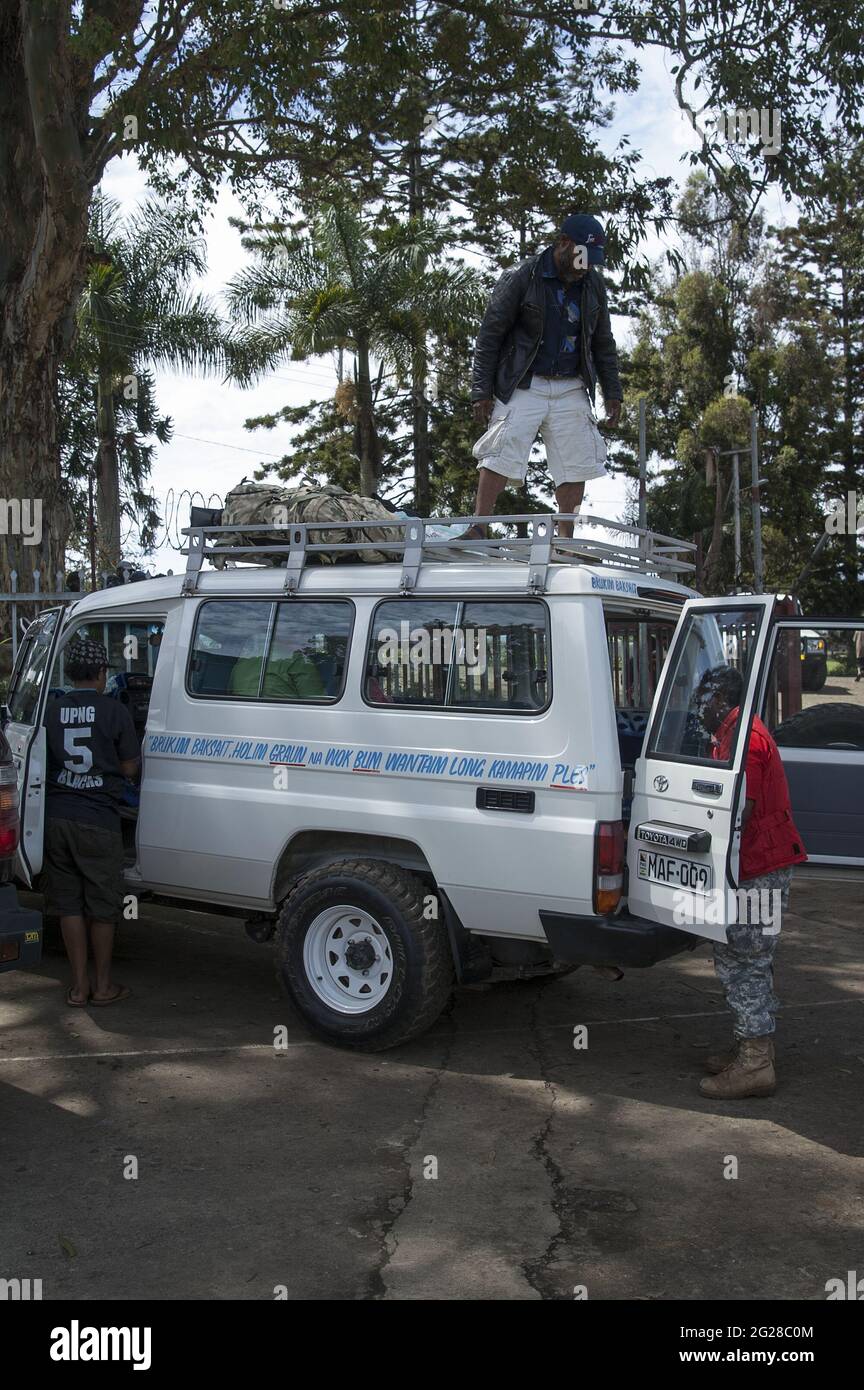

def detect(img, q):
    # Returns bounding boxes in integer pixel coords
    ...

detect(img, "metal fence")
[0,569,140,664]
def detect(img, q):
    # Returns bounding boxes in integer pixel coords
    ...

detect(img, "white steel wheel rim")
[303,905,394,1014]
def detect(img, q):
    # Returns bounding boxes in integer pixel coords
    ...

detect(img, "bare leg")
[89,919,120,1000]
[555,481,585,539]
[60,915,90,1003]
[468,467,509,537]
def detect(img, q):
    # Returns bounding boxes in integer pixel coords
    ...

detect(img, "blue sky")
[102,45,791,572]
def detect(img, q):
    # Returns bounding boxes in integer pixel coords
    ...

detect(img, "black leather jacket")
[471,251,622,405]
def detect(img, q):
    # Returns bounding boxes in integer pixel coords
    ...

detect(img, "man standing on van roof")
[695,665,807,1100]
[43,639,140,1007]
[466,213,622,540]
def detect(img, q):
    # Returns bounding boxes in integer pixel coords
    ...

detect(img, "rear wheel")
[275,859,454,1050]
[801,661,827,692]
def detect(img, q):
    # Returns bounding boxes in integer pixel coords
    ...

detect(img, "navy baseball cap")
[560,213,606,264]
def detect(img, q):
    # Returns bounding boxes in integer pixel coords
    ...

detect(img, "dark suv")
[0,728,42,972]
[800,629,828,692]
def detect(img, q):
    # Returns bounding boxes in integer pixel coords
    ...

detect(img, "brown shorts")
[43,818,125,921]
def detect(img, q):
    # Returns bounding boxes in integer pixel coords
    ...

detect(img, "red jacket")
[713,709,807,880]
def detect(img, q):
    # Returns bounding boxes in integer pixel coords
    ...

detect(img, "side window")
[188,600,352,702]
[50,619,166,691]
[764,625,864,750]
[262,601,352,702]
[366,600,459,706]
[189,602,274,698]
[365,599,550,712]
[648,606,764,765]
[452,601,549,711]
[6,610,59,725]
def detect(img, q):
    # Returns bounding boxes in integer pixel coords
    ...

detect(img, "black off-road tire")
[275,859,454,1051]
[773,701,864,750]
[802,663,827,693]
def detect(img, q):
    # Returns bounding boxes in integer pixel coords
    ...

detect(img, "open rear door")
[626,596,776,942]
[759,616,864,865]
[3,608,64,886]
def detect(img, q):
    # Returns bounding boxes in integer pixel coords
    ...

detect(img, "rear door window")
[648,605,765,766]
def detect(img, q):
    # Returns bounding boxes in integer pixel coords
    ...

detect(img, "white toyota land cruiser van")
[5,514,861,1049]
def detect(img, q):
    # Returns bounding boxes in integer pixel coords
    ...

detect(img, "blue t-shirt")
[530,247,583,378]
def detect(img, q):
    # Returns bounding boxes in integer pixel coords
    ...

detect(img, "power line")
[173,432,285,457]
[72,321,343,386]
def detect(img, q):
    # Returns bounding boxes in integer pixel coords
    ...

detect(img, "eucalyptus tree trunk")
[95,375,122,570]
[356,341,381,496]
[0,0,95,657]
[839,264,860,614]
[412,358,431,515]
[407,37,431,515]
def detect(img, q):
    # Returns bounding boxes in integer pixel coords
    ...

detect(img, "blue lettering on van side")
[270,744,308,765]
[590,574,638,595]
[149,734,191,755]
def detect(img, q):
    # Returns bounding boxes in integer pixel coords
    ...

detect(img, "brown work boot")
[698,1037,776,1099]
[703,1040,739,1074]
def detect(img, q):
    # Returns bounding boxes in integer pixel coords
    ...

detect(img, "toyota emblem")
[653,775,669,793]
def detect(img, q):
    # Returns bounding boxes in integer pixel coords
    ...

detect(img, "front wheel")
[275,859,454,1050]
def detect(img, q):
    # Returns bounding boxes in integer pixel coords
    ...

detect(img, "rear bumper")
[539,908,703,968]
[0,883,43,973]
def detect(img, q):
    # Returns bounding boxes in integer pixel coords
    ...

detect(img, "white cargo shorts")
[473,374,608,486]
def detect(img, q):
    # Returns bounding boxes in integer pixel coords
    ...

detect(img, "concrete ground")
[1,870,862,1302]
[803,672,864,710]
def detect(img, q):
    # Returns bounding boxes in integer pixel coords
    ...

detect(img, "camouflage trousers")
[713,867,793,1039]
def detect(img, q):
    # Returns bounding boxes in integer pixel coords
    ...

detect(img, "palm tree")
[226,203,484,499]
[72,196,228,568]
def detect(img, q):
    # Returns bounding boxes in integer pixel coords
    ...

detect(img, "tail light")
[594,820,625,915]
[0,764,20,858]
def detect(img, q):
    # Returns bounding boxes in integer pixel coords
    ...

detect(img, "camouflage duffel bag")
[211,482,400,566]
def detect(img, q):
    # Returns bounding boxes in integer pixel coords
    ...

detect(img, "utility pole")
[732,452,742,591]
[637,398,649,709]
[717,438,766,592]
[638,398,647,530]
[88,469,97,591]
[750,409,764,593]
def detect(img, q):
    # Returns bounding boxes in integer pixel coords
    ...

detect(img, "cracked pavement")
[1,871,862,1301]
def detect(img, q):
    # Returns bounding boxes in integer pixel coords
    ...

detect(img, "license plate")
[637,850,713,893]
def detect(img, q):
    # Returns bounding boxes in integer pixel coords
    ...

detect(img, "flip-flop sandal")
[90,985,132,1007]
[66,988,90,1007]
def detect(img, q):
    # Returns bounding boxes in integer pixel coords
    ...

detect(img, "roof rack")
[180,512,697,597]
